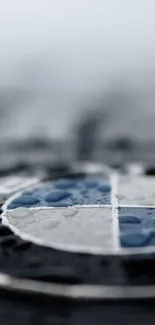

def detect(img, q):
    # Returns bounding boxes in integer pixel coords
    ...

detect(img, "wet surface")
[118,175,155,206]
[6,206,113,251]
[118,207,155,247]
[6,172,155,252]
[8,177,111,209]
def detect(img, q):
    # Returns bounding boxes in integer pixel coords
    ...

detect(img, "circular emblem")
[2,162,155,256]
[2,167,115,254]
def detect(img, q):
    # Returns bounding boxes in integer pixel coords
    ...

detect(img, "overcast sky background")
[0,0,155,140]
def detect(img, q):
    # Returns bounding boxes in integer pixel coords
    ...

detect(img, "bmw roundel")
[2,162,155,256]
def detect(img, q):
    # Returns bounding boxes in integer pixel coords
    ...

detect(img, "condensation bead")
[50,202,72,207]
[55,179,77,189]
[84,180,99,188]
[119,214,142,224]
[11,195,40,207]
[98,184,111,192]
[45,190,71,202]
[7,176,112,208]
[120,230,155,247]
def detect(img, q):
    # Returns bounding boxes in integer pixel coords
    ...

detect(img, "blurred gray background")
[0,0,155,142]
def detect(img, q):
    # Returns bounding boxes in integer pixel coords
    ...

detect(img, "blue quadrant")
[8,177,111,209]
[118,206,155,248]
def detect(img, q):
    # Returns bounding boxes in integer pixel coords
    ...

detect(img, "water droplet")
[98,184,111,192]
[51,202,72,207]
[43,220,60,230]
[119,214,141,224]
[45,190,71,202]
[55,179,77,189]
[12,195,40,207]
[120,230,150,247]
[80,189,87,195]
[63,207,78,217]
[84,179,98,188]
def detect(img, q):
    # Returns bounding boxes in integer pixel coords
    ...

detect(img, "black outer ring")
[1,287,155,325]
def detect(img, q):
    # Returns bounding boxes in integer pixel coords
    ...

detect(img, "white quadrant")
[118,175,155,206]
[4,206,113,254]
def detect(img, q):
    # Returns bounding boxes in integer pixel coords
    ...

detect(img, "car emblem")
[2,162,155,255]
[1,162,155,302]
